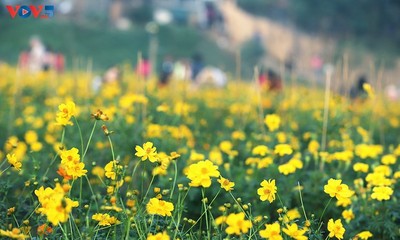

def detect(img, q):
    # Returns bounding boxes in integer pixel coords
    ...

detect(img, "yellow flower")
[282,223,307,240]
[0,228,28,240]
[324,178,353,201]
[355,231,373,239]
[59,148,87,179]
[92,213,120,226]
[7,153,22,171]
[278,163,296,175]
[219,140,238,156]
[56,101,76,126]
[186,160,220,188]
[135,142,158,162]
[146,198,174,216]
[362,83,374,98]
[225,212,252,235]
[147,231,170,240]
[308,140,320,155]
[342,209,355,222]
[283,208,301,223]
[274,144,293,156]
[92,166,105,178]
[209,149,223,165]
[91,109,109,121]
[327,219,345,240]
[218,177,235,191]
[215,215,227,225]
[365,172,391,186]
[353,163,369,173]
[30,142,43,152]
[24,130,38,145]
[264,114,281,131]
[371,186,393,201]
[34,184,79,225]
[355,144,383,159]
[105,160,121,180]
[257,179,277,203]
[259,222,283,240]
[231,130,246,140]
[381,154,396,165]
[252,145,269,156]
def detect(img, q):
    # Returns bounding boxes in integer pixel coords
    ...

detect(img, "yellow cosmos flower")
[147,231,170,240]
[308,140,320,155]
[186,160,220,188]
[146,198,174,216]
[104,160,121,180]
[59,148,87,179]
[365,172,391,186]
[381,154,396,165]
[24,130,38,144]
[135,142,158,162]
[56,101,76,126]
[0,228,28,240]
[353,163,369,173]
[7,153,22,171]
[252,145,270,156]
[324,178,353,201]
[218,177,235,191]
[259,222,283,240]
[362,83,374,98]
[264,114,281,131]
[282,208,301,223]
[327,219,345,240]
[282,223,307,240]
[274,144,293,156]
[34,184,79,225]
[225,212,252,235]
[257,179,277,203]
[371,186,393,201]
[355,231,373,239]
[92,213,120,226]
[342,209,355,222]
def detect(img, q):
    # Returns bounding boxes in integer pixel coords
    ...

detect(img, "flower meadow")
[0,64,399,240]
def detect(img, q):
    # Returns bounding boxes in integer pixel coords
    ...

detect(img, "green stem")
[84,175,99,211]
[73,116,84,155]
[318,198,333,230]
[59,223,69,240]
[0,166,11,175]
[297,182,308,221]
[201,188,211,240]
[229,191,251,219]
[82,121,97,161]
[169,160,178,200]
[42,128,65,180]
[107,135,115,160]
[184,189,220,235]
[143,174,155,201]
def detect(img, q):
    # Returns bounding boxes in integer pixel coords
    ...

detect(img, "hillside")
[0,18,236,73]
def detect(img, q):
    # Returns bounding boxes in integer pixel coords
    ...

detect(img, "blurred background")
[0,0,400,88]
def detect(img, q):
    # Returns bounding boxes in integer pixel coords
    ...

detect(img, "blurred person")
[92,66,121,92]
[194,66,227,88]
[173,59,191,81]
[265,69,282,92]
[158,55,174,87]
[349,75,368,100]
[136,55,151,80]
[385,84,399,101]
[191,53,205,82]
[28,36,46,72]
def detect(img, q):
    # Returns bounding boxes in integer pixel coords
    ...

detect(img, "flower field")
[0,64,399,239]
